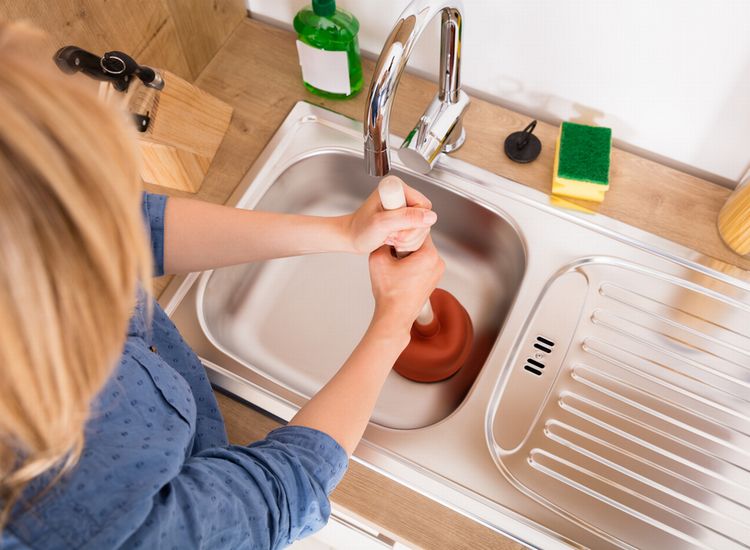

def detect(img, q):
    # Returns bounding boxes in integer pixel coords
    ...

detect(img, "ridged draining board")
[491,259,750,549]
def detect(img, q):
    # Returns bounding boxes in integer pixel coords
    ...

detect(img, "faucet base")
[443,123,465,153]
[399,90,470,174]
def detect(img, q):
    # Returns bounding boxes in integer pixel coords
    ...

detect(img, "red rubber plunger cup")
[377,176,474,383]
[394,288,473,382]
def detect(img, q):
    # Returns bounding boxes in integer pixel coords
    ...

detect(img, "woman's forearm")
[163,197,354,274]
[289,313,410,455]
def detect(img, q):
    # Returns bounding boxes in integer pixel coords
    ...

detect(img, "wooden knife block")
[101,71,233,193]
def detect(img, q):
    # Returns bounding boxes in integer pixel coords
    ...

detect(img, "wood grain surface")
[164,0,247,78]
[2,0,191,80]
[1,0,246,81]
[718,183,750,255]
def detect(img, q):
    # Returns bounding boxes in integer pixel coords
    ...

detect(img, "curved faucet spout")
[364,0,468,176]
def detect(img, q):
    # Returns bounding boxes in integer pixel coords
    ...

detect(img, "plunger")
[378,176,474,383]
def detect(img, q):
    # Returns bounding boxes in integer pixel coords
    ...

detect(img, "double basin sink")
[163,102,750,549]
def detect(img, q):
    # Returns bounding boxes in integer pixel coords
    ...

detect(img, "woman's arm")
[162,184,436,274]
[289,236,445,455]
[116,427,349,550]
[287,315,406,455]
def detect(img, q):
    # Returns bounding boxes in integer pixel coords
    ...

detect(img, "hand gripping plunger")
[378,176,474,383]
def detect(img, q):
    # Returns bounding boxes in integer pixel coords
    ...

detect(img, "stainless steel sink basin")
[164,102,750,549]
[198,152,525,429]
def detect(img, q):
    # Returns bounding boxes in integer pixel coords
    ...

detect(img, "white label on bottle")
[296,40,350,95]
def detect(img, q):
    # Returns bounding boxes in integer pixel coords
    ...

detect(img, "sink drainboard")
[491,259,750,549]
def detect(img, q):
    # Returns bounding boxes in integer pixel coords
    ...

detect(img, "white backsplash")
[248,0,750,187]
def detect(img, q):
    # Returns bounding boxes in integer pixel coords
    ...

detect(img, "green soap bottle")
[293,0,363,99]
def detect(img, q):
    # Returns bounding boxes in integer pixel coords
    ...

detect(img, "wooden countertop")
[151,17,749,549]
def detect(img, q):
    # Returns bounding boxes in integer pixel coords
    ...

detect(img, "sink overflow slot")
[524,357,545,376]
[525,336,555,376]
[536,335,555,348]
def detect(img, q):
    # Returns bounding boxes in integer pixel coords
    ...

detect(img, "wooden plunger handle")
[377,176,435,326]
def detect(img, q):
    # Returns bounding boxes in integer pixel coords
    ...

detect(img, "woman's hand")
[368,235,445,342]
[345,183,437,254]
[290,235,444,455]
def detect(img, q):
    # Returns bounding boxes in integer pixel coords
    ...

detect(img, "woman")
[0,22,443,549]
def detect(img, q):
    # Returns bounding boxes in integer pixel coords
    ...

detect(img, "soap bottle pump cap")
[312,0,336,17]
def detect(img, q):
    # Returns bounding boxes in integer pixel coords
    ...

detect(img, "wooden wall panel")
[165,0,247,77]
[2,0,163,53]
[0,0,246,81]
[128,15,194,81]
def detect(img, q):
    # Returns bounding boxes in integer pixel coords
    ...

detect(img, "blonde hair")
[0,22,152,523]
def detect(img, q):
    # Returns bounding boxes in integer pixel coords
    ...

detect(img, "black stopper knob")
[504,120,542,163]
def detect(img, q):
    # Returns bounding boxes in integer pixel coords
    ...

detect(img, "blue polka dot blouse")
[3,194,348,549]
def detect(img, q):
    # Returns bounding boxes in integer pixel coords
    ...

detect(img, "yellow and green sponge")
[552,121,612,203]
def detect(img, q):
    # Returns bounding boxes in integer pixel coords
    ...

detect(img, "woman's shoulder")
[93,337,198,438]
[7,338,199,548]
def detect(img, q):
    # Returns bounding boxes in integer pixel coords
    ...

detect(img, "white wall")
[248,0,750,187]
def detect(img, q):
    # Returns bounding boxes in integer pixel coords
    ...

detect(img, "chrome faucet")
[364,0,469,176]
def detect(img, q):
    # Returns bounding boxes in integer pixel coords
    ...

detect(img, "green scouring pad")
[552,121,612,202]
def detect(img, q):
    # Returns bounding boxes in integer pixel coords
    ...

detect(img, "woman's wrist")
[324,214,358,254]
[368,308,412,353]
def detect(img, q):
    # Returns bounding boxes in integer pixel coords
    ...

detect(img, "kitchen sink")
[198,152,525,429]
[164,102,750,549]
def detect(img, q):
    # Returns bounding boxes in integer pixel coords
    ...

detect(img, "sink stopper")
[377,176,474,383]
[504,120,542,164]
